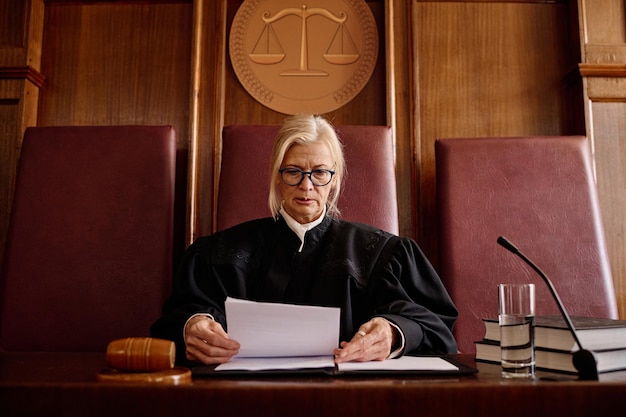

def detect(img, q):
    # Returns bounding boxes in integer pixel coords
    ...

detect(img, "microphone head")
[497,236,519,253]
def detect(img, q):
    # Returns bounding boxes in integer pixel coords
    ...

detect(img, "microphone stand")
[497,236,598,380]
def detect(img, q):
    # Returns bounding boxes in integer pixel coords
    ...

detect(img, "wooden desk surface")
[1,352,625,417]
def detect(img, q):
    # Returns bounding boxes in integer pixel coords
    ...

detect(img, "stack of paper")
[208,297,463,375]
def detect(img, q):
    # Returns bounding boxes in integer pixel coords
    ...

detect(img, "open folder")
[192,298,476,377]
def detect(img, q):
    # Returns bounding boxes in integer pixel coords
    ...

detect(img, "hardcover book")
[474,339,626,374]
[481,315,626,351]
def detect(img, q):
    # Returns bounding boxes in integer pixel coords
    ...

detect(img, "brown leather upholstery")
[0,126,176,351]
[217,125,399,234]
[435,136,618,354]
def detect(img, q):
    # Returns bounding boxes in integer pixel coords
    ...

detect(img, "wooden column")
[0,0,44,265]
[186,0,227,244]
[386,0,417,241]
[578,0,626,317]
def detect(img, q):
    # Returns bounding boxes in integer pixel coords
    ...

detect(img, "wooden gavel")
[106,337,175,372]
[98,337,191,383]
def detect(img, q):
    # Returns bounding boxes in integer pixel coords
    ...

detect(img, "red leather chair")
[0,126,177,351]
[216,125,399,234]
[435,136,618,353]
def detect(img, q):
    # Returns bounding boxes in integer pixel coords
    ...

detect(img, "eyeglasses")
[278,168,335,186]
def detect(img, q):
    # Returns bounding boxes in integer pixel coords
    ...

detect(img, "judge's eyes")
[278,168,335,186]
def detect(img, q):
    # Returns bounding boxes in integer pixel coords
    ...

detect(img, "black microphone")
[497,236,598,380]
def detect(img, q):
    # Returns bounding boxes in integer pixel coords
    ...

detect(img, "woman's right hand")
[184,315,240,364]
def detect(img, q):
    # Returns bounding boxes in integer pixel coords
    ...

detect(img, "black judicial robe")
[151,215,458,358]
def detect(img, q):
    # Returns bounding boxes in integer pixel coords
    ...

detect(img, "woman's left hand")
[333,317,397,363]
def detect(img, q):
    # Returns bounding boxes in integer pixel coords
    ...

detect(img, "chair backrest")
[216,125,399,234]
[0,126,177,351]
[435,136,618,354]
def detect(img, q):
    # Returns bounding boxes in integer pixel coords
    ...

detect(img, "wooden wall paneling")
[0,74,44,265]
[0,80,40,265]
[0,85,22,267]
[386,0,417,241]
[578,0,625,44]
[0,0,26,53]
[38,2,193,130]
[0,0,44,269]
[414,1,584,265]
[186,0,227,244]
[592,101,626,320]
[578,0,626,318]
[0,0,45,69]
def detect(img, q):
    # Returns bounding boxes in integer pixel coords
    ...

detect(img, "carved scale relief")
[229,0,378,114]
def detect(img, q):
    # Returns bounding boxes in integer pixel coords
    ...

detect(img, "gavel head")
[106,337,175,372]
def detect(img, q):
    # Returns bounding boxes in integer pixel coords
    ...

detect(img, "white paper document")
[213,297,461,374]
[223,297,340,358]
[337,356,459,372]
[215,355,335,372]
[216,354,458,373]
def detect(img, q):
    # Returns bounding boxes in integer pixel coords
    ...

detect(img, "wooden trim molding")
[579,63,626,77]
[44,1,191,3]
[186,0,227,245]
[0,66,46,87]
[580,65,626,101]
[385,0,416,240]
[413,0,564,2]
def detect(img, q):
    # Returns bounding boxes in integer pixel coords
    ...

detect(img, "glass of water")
[498,283,535,378]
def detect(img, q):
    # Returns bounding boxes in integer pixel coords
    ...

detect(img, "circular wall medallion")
[230,0,379,115]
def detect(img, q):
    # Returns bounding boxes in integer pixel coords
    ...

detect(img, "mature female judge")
[151,114,458,364]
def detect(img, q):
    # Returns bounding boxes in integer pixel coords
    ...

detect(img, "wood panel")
[386,0,415,240]
[593,101,626,319]
[0,0,26,50]
[0,79,41,269]
[0,0,44,67]
[185,0,227,244]
[580,0,625,44]
[414,0,584,263]
[0,0,44,267]
[38,3,192,132]
[0,93,20,266]
[578,0,626,317]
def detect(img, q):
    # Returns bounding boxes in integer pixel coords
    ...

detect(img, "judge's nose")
[298,175,314,190]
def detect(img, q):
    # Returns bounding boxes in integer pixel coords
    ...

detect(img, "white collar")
[279,206,326,252]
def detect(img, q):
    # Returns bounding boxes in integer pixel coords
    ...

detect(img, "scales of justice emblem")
[249,5,359,76]
[230,0,378,114]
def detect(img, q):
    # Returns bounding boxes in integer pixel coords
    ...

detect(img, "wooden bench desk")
[1,352,624,417]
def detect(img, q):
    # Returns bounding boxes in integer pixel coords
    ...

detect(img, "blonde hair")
[268,114,345,219]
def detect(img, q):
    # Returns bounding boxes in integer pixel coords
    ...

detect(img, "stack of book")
[474,315,626,374]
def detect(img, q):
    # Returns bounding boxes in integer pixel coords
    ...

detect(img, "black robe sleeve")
[150,236,230,358]
[150,218,276,359]
[365,235,458,354]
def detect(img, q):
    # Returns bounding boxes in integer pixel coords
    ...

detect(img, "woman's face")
[278,141,336,224]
